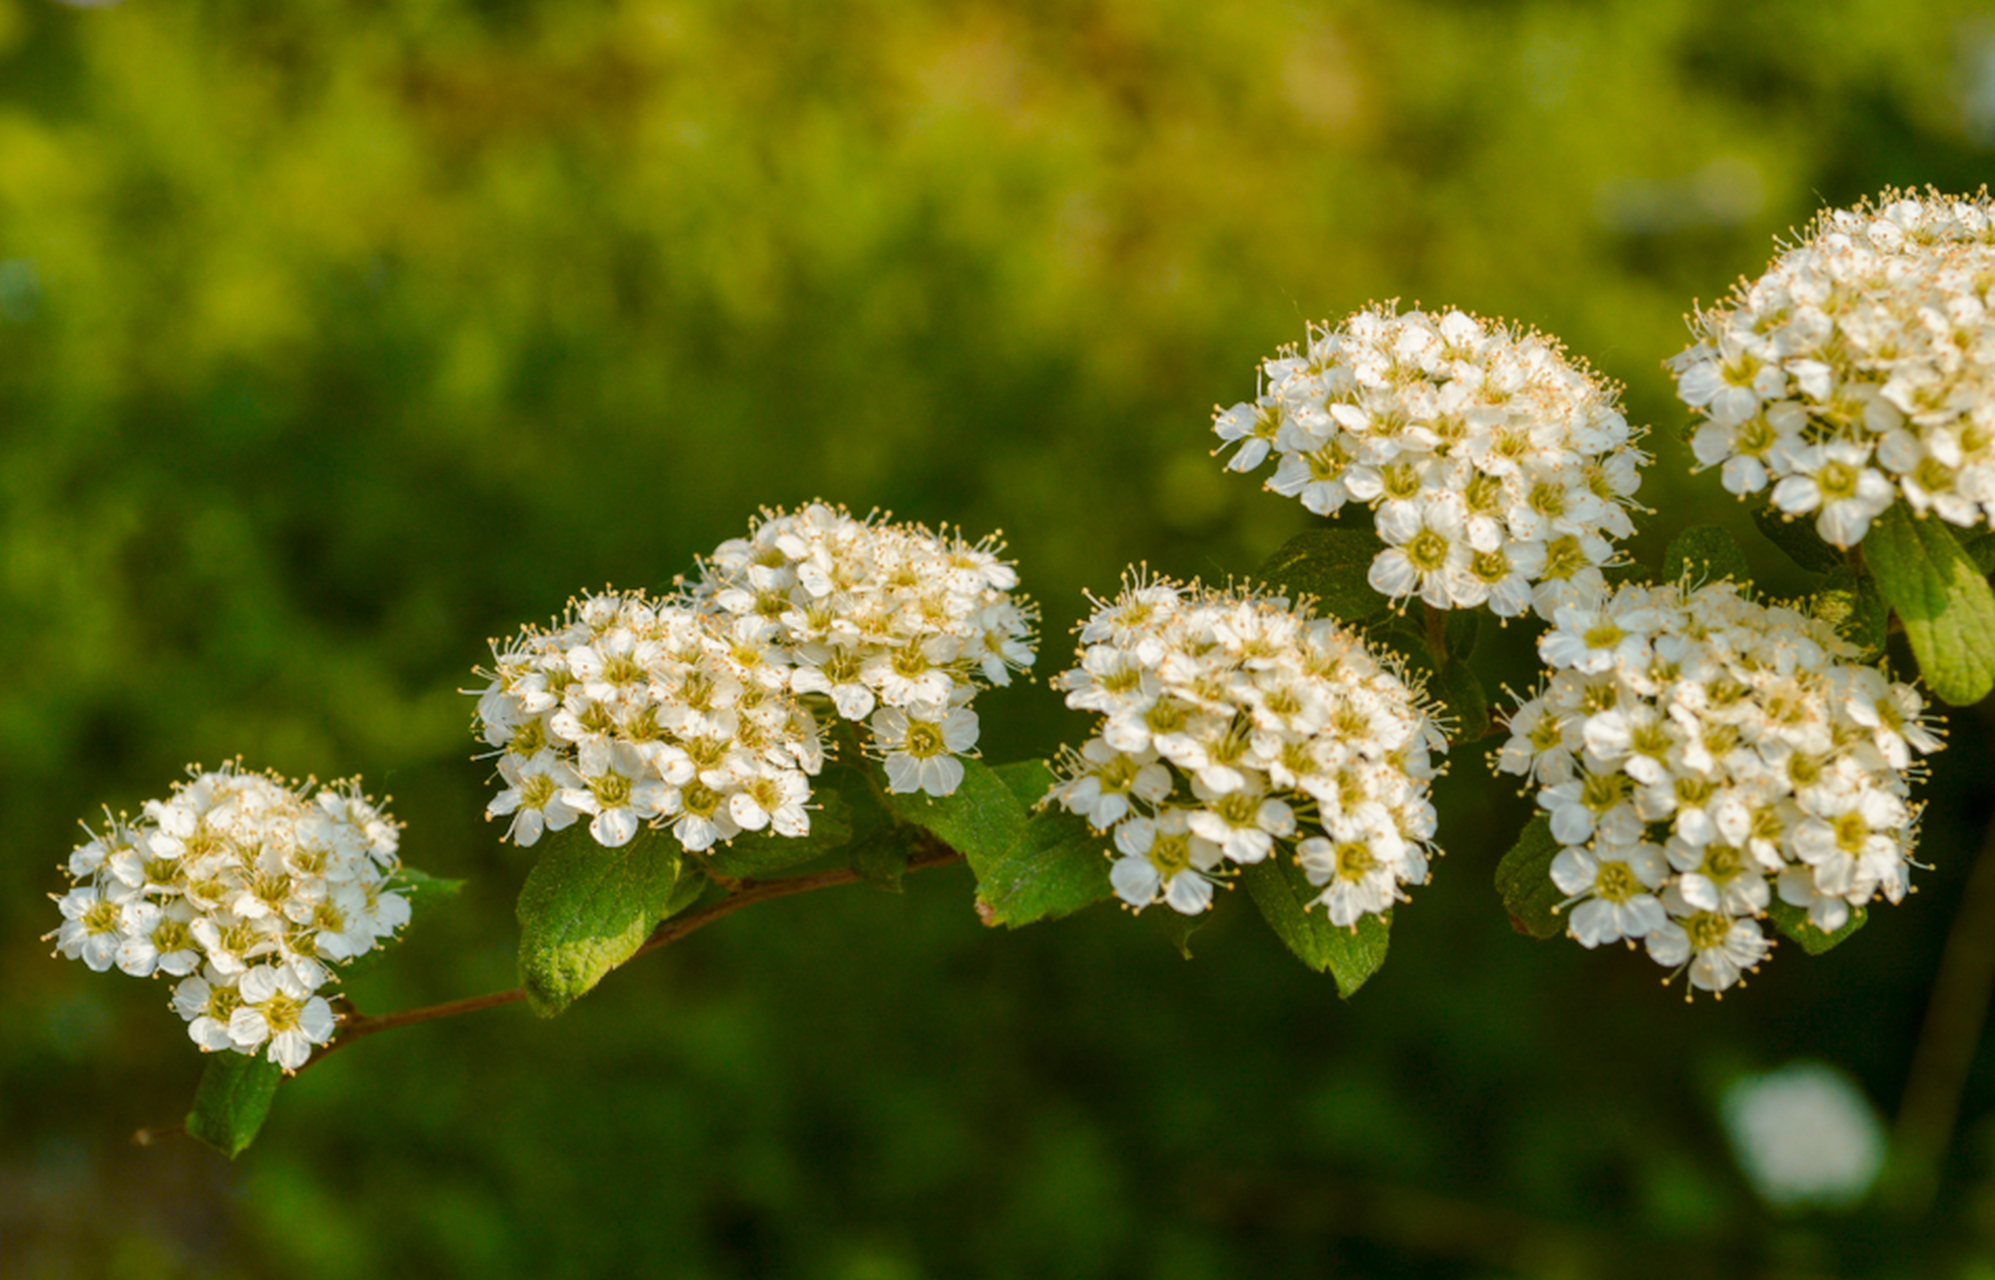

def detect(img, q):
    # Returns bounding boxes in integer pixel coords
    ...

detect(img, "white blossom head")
[1670,188,1995,547]
[48,763,408,1071]
[1215,303,1648,619]
[1496,579,1943,995]
[1047,574,1448,923]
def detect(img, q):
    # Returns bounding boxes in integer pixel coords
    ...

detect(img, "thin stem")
[290,843,964,1077]
[1886,805,1995,1215]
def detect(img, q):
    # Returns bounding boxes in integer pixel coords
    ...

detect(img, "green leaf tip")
[1865,503,1995,706]
[516,826,686,1018]
[1767,899,1868,956]
[186,1051,284,1159]
[1495,815,1564,941]
[1240,857,1390,997]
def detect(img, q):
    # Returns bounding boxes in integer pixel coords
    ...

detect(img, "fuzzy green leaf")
[384,865,466,906]
[1664,524,1752,590]
[1495,815,1563,940]
[1255,528,1390,623]
[1240,857,1391,997]
[849,825,918,893]
[516,826,683,1017]
[703,791,855,879]
[882,758,1031,887]
[1961,530,1995,578]
[186,1052,284,1159]
[1443,608,1480,661]
[1753,503,1845,573]
[1768,899,1868,955]
[1435,657,1489,742]
[1865,503,1995,705]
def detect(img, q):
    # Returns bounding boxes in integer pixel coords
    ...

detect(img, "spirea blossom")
[1214,303,1649,618]
[1046,576,1448,922]
[1497,580,1942,994]
[1670,188,1995,547]
[47,764,408,1070]
[473,505,1036,852]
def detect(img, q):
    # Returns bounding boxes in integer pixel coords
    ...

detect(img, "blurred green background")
[6,0,1995,1275]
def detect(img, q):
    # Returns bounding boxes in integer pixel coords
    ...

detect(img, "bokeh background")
[5,0,1995,1275]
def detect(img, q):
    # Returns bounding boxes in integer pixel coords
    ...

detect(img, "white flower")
[1217,304,1648,615]
[1674,188,1995,546]
[871,703,979,797]
[1050,575,1448,929]
[1497,579,1941,991]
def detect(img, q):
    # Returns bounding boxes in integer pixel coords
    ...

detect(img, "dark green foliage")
[515,826,685,1017]
[1240,857,1392,997]
[1435,657,1490,742]
[1663,524,1752,590]
[1814,565,1889,661]
[185,1052,284,1159]
[1254,528,1390,623]
[1495,816,1565,941]
[1865,504,1995,705]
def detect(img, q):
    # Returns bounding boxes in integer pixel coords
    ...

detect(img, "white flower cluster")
[1214,303,1647,618]
[475,505,1036,851]
[48,764,408,1070]
[1046,576,1448,921]
[1671,189,1995,548]
[1497,580,1942,994]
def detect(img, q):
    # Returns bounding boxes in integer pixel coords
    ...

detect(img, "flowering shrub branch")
[62,187,1995,1159]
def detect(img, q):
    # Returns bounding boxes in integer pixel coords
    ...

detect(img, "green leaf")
[1768,899,1868,956]
[703,791,855,879]
[849,825,918,893]
[1494,815,1564,941]
[516,826,683,1018]
[1153,907,1206,959]
[971,804,1114,927]
[186,1052,284,1159]
[1813,565,1888,661]
[661,865,709,918]
[384,865,466,907]
[1435,657,1489,742]
[1752,502,1845,573]
[991,759,1057,807]
[1254,528,1390,623]
[1664,525,1752,590]
[1442,607,1480,661]
[1239,857,1391,997]
[1865,503,1995,706]
[1961,531,1995,578]
[882,758,1031,886]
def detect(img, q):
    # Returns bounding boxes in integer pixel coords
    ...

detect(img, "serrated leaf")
[1814,565,1888,660]
[703,791,855,879]
[1435,657,1489,742]
[971,804,1114,927]
[516,826,683,1017]
[1153,907,1206,959]
[992,759,1057,807]
[1753,502,1845,573]
[1495,815,1564,940]
[186,1051,284,1159]
[1255,528,1390,623]
[1768,899,1868,955]
[1865,503,1995,706]
[1240,857,1391,997]
[1664,525,1752,590]
[882,758,1031,886]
